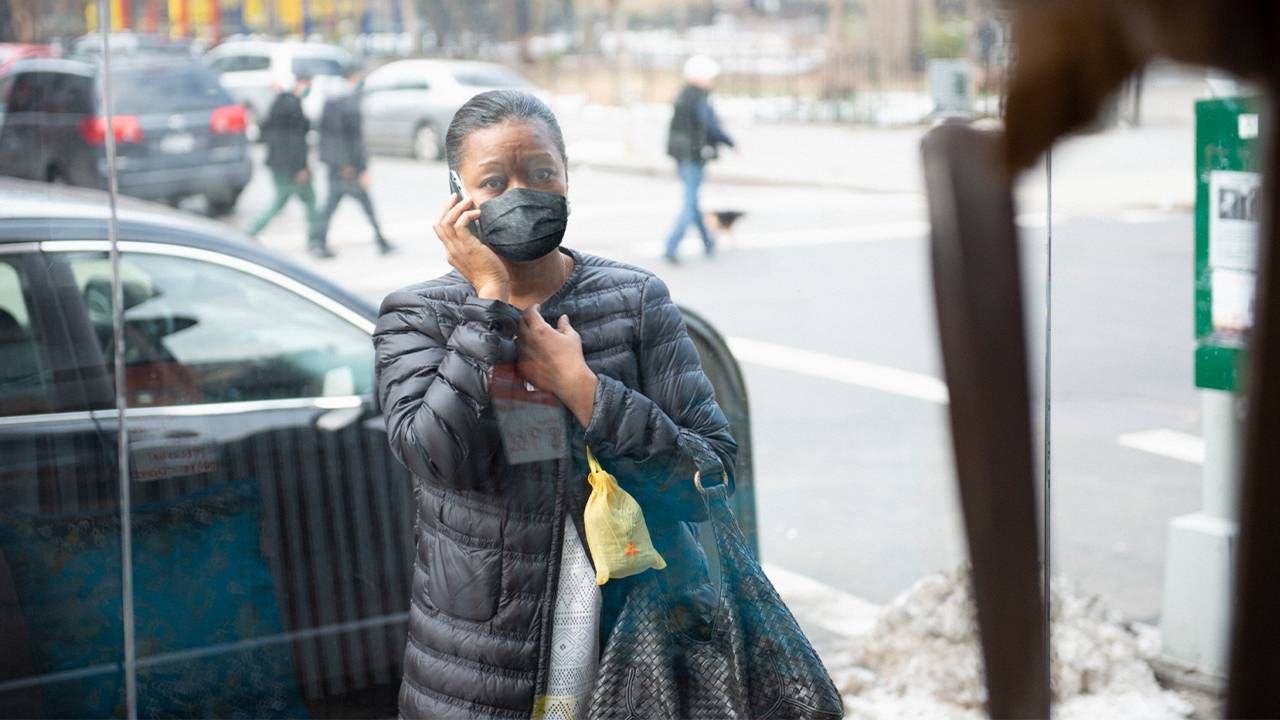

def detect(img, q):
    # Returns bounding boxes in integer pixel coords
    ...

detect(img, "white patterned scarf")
[532,518,602,720]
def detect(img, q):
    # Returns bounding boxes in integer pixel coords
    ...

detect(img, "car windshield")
[451,67,529,88]
[292,56,348,78]
[110,64,231,113]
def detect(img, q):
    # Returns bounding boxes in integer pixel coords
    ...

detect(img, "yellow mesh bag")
[582,447,666,585]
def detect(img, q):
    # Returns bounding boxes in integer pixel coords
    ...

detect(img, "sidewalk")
[557,102,1195,215]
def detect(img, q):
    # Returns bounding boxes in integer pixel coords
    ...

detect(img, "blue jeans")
[664,161,713,257]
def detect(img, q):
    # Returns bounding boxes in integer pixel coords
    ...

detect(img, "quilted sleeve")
[374,290,519,490]
[583,275,738,521]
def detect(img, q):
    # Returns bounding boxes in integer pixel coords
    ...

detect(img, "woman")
[374,90,737,719]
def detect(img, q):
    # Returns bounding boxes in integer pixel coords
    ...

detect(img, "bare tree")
[1,0,38,42]
[401,0,422,55]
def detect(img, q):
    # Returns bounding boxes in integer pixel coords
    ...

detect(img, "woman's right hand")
[434,193,510,302]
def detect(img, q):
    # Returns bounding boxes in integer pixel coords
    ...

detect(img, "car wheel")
[413,124,442,161]
[206,188,244,217]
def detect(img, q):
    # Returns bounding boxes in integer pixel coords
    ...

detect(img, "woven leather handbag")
[586,469,845,720]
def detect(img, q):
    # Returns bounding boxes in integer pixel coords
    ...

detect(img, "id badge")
[491,364,568,464]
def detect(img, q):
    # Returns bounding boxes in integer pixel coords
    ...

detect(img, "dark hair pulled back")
[445,89,567,171]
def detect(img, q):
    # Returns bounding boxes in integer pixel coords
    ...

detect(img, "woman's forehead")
[460,119,559,166]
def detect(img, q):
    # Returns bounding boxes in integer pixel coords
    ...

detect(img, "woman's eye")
[533,169,555,182]
[480,177,505,190]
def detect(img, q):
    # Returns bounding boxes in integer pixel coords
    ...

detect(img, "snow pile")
[826,568,1194,719]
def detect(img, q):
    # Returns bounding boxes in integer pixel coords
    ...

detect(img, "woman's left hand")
[516,306,598,427]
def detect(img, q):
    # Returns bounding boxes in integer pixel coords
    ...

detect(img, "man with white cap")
[663,54,735,263]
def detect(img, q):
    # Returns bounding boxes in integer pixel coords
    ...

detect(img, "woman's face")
[456,119,567,204]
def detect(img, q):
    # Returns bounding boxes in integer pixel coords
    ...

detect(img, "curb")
[762,562,882,640]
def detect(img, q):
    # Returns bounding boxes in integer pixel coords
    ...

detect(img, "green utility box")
[1195,97,1262,392]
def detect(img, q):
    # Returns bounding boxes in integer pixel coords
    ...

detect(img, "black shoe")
[377,239,396,255]
[705,242,717,257]
[663,253,680,265]
[308,245,336,259]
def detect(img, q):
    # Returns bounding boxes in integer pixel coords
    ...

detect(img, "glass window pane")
[66,252,374,407]
[291,57,345,78]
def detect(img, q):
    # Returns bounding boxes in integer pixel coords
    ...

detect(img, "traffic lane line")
[1116,429,1205,465]
[728,337,1203,469]
[727,336,950,405]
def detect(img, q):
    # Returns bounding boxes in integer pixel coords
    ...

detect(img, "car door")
[0,242,124,719]
[43,239,414,718]
[362,65,431,155]
[359,65,410,154]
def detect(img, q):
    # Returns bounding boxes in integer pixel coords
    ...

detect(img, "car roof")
[4,55,207,77]
[379,58,511,73]
[3,57,96,77]
[0,179,376,319]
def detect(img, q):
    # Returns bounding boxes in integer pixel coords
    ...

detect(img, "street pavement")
[224,118,1206,624]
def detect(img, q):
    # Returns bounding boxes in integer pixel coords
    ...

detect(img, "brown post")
[921,123,1051,719]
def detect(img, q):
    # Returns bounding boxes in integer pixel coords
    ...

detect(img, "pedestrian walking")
[314,67,393,258]
[246,73,322,252]
[663,54,735,263]
[374,90,839,720]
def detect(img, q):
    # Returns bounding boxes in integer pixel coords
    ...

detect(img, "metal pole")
[98,1,136,717]
[1043,145,1054,709]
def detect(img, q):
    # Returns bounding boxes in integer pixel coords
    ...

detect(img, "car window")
[207,56,237,74]
[451,66,529,88]
[5,72,52,114]
[110,64,231,113]
[365,63,431,92]
[0,259,54,416]
[217,54,270,73]
[67,252,373,408]
[291,56,346,78]
[0,74,12,119]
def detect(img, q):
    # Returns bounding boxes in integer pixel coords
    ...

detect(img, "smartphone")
[449,170,481,237]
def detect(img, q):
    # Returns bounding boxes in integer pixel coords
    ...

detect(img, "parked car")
[67,32,201,60]
[0,57,251,214]
[0,179,755,718]
[0,44,57,77]
[204,39,357,140]
[360,59,538,160]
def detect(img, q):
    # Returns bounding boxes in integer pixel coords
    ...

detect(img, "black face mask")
[477,188,569,262]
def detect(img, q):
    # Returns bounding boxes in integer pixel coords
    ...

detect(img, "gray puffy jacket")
[373,248,737,719]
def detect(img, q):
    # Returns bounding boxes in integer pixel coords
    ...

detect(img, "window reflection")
[67,252,374,407]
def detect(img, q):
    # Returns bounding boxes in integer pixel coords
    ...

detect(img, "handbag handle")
[693,469,728,497]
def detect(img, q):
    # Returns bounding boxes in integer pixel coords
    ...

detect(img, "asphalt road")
[224,147,1203,623]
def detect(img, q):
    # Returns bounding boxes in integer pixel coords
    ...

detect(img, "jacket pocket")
[426,521,503,622]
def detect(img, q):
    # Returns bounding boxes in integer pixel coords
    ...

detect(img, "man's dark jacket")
[261,91,310,174]
[666,83,734,165]
[373,248,737,719]
[319,92,367,172]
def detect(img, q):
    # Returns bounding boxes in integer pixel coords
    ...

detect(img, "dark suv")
[0,57,251,214]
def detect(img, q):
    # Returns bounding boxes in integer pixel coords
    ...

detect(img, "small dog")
[705,210,746,248]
